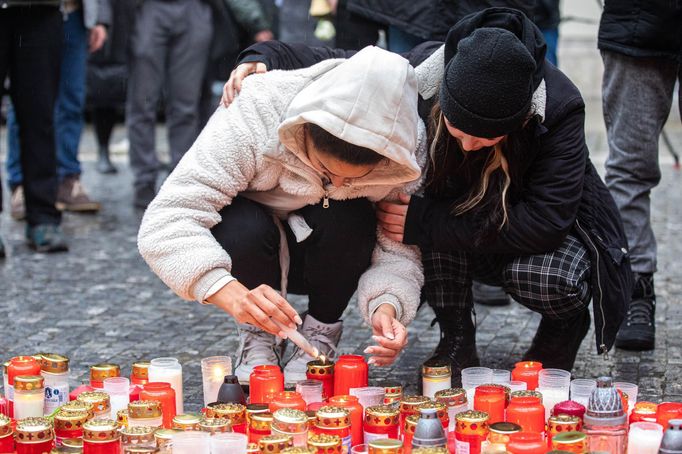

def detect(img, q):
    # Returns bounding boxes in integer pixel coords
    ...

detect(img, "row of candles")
[2,353,682,454]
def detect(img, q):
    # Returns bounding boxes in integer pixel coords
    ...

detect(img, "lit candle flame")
[319,354,326,364]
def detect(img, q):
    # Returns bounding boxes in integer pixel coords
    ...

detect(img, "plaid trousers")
[423,235,592,320]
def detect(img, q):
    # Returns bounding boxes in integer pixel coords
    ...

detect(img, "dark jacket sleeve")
[404,98,588,255]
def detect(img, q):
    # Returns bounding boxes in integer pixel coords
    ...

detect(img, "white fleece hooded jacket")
[137,46,428,325]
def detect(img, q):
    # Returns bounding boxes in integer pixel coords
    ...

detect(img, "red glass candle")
[250,366,284,405]
[506,431,546,454]
[8,356,41,418]
[333,356,368,396]
[552,400,586,419]
[364,405,400,443]
[89,364,120,389]
[314,406,352,454]
[82,419,121,454]
[269,391,307,413]
[249,412,273,444]
[131,361,150,386]
[328,395,363,447]
[140,382,176,428]
[657,402,682,430]
[630,401,658,424]
[307,360,334,400]
[0,415,13,453]
[14,417,54,454]
[474,385,506,424]
[511,362,542,391]
[506,396,545,434]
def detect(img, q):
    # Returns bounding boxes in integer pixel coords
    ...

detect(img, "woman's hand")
[365,304,408,366]
[376,193,411,242]
[207,280,302,337]
[89,25,107,53]
[221,62,268,107]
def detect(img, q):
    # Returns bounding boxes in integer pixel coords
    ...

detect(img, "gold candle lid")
[77,391,111,414]
[206,403,247,424]
[417,401,447,420]
[411,448,449,454]
[399,396,430,413]
[273,408,308,433]
[124,448,159,454]
[368,439,403,454]
[15,417,54,444]
[421,360,451,378]
[128,400,162,419]
[117,409,129,428]
[199,417,232,434]
[403,414,420,435]
[434,388,466,407]
[0,415,11,438]
[489,422,522,434]
[15,375,44,391]
[172,413,202,430]
[365,405,399,427]
[548,413,581,425]
[83,419,120,443]
[247,443,260,454]
[455,410,489,423]
[250,412,274,431]
[62,400,95,419]
[306,360,334,375]
[282,448,316,454]
[307,433,342,449]
[132,362,150,381]
[455,410,489,437]
[552,431,587,445]
[259,434,294,453]
[40,354,69,374]
[52,438,83,453]
[90,363,121,382]
[247,403,270,415]
[54,410,89,432]
[153,428,178,441]
[121,425,156,445]
[510,390,542,400]
[315,406,350,428]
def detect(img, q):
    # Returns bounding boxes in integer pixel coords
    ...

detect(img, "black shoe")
[134,185,156,209]
[523,309,590,371]
[472,281,511,306]
[26,224,69,253]
[615,273,655,351]
[96,146,117,174]
[424,307,480,387]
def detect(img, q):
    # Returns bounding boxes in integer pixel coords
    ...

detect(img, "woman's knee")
[302,198,377,250]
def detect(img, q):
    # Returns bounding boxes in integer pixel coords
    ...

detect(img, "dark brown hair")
[306,123,385,166]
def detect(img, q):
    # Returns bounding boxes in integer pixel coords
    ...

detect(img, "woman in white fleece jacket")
[138,47,427,384]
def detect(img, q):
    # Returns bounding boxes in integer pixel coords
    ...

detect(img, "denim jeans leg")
[5,104,24,188]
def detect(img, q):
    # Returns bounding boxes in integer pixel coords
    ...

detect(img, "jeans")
[388,26,424,53]
[541,27,559,66]
[5,9,87,186]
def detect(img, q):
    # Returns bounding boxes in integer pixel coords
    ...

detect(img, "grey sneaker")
[283,314,343,385]
[234,324,285,384]
[10,186,25,221]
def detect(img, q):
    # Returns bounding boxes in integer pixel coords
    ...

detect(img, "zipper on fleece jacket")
[265,154,336,208]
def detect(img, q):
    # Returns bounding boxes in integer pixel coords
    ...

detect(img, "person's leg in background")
[93,107,119,174]
[54,8,101,212]
[126,0,169,208]
[11,5,67,252]
[388,26,424,53]
[602,50,678,351]
[0,8,10,258]
[283,198,377,383]
[4,105,26,220]
[164,0,213,173]
[541,27,559,66]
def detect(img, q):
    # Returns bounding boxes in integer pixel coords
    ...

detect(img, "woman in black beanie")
[221,7,632,379]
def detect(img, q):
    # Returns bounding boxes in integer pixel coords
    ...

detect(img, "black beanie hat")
[439,27,537,139]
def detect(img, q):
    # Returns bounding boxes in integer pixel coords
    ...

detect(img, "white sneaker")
[283,314,343,385]
[234,324,285,384]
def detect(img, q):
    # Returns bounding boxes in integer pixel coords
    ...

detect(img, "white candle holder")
[201,356,232,407]
[149,357,184,414]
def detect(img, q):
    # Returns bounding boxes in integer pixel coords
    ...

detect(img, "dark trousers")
[424,234,592,320]
[211,197,377,323]
[0,6,62,226]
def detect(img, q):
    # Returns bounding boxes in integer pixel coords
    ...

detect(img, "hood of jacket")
[444,7,546,92]
[277,46,422,187]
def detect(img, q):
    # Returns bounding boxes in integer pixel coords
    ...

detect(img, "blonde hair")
[429,103,511,230]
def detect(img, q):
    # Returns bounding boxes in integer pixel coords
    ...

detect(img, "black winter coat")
[238,10,632,353]
[598,0,682,60]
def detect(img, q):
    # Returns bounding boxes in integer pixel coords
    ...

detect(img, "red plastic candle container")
[630,401,658,424]
[333,356,368,396]
[658,402,682,430]
[307,360,335,400]
[511,362,542,391]
[206,403,248,434]
[131,361,150,386]
[364,405,400,443]
[250,366,284,405]
[0,415,13,453]
[140,382,176,428]
[474,385,506,424]
[455,410,489,454]
[8,356,41,418]
[269,391,307,413]
[328,395,364,447]
[54,410,89,442]
[398,396,430,435]
[82,419,121,454]
[552,400,586,419]
[506,431,546,454]
[506,396,545,434]
[402,415,418,454]
[14,417,54,454]
[89,364,120,389]
[249,412,273,444]
[314,406,352,454]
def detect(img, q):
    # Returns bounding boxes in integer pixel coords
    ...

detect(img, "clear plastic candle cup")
[172,431,210,454]
[103,376,130,419]
[296,380,324,407]
[508,381,528,393]
[350,387,386,409]
[201,356,232,407]
[461,367,493,407]
[491,369,511,385]
[614,381,638,415]
[570,378,596,408]
[149,357,184,414]
[627,421,663,454]
[537,369,571,420]
[210,432,249,454]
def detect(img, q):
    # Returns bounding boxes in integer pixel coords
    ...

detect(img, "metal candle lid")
[90,363,121,382]
[307,433,342,449]
[489,422,522,435]
[62,400,95,419]
[250,412,274,431]
[121,425,156,445]
[282,448,316,454]
[417,401,447,421]
[368,438,403,454]
[273,408,308,433]
[307,360,334,375]
[584,377,626,425]
[365,405,400,427]
[411,448,449,454]
[404,415,420,435]
[247,404,270,415]
[124,448,159,454]
[434,388,466,407]
[83,419,120,443]
[15,417,54,444]
[552,431,587,445]
[660,419,682,453]
[199,417,232,434]
[117,409,129,428]
[0,415,11,438]
[54,410,89,432]
[77,391,111,414]
[511,390,543,400]
[61,437,84,450]
[128,400,162,419]
[422,360,451,378]
[315,406,350,428]
[40,354,69,374]
[206,402,247,424]
[259,434,294,453]
[455,410,489,437]
[400,396,431,413]
[172,414,201,431]
[132,362,150,381]
[14,375,44,391]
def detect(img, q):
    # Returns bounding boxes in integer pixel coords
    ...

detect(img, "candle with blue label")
[40,353,70,416]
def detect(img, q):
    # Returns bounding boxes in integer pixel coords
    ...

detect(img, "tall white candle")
[14,391,45,419]
[536,387,569,420]
[628,422,663,454]
[201,356,231,406]
[149,357,184,414]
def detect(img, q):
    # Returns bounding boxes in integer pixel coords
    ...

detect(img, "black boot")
[615,273,655,351]
[424,306,480,387]
[523,309,590,371]
[96,146,117,174]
